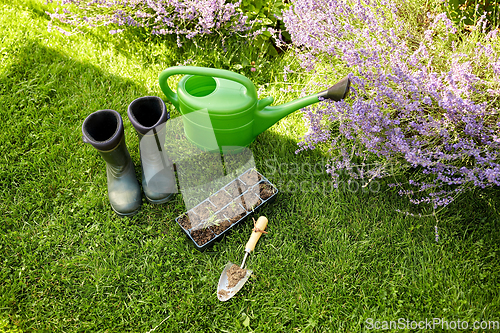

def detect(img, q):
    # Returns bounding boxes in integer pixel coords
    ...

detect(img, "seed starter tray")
[175,168,278,251]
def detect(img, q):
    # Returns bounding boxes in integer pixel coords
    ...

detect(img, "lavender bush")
[283,0,500,209]
[47,0,253,44]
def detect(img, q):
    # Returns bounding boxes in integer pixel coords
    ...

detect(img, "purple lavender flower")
[284,0,500,208]
[47,0,257,43]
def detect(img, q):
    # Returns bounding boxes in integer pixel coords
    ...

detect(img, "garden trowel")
[217,216,268,301]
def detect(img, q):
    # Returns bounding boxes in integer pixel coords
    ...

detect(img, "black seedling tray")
[175,168,278,251]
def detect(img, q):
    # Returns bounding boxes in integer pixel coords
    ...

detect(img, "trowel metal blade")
[217,261,252,301]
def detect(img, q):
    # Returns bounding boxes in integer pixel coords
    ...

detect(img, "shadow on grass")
[0,38,193,331]
[0,38,153,233]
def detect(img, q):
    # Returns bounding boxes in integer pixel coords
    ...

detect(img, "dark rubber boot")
[82,109,141,216]
[127,96,177,204]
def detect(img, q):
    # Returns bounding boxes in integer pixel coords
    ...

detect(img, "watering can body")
[159,66,350,152]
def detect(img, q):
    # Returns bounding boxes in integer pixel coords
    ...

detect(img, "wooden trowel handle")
[245,216,268,253]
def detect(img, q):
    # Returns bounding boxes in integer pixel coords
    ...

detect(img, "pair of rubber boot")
[82,96,176,216]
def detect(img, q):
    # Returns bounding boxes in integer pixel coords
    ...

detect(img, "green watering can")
[159,66,350,152]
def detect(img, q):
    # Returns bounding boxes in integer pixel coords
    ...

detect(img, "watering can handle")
[159,66,257,109]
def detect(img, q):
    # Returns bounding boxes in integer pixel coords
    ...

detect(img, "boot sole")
[145,192,175,204]
[111,205,140,217]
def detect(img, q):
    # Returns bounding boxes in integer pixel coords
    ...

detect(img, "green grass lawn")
[1,0,500,331]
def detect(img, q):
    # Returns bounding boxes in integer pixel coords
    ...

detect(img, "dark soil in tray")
[192,201,216,220]
[178,212,201,230]
[239,169,261,186]
[178,213,191,230]
[210,190,232,210]
[191,228,215,246]
[238,182,249,193]
[176,168,278,250]
[242,192,262,212]
[202,212,226,229]
[210,219,232,235]
[259,182,277,200]
[221,203,246,224]
[224,180,243,198]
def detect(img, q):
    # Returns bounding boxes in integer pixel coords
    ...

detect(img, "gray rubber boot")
[127,96,177,204]
[82,109,141,216]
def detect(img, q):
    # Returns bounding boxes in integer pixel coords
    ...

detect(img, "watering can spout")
[253,76,350,137]
[317,76,351,101]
